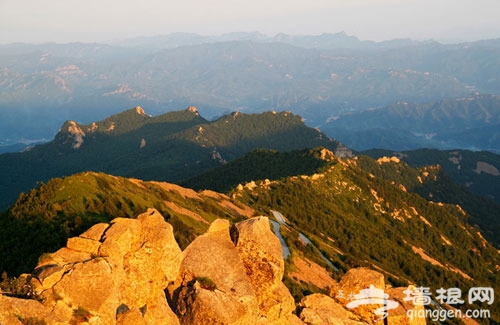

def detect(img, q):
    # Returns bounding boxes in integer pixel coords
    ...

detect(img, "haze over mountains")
[1,32,500,323]
[1,32,500,153]
[325,94,500,152]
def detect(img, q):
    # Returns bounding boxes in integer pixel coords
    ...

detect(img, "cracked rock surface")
[0,210,300,324]
[12,208,182,324]
[0,209,420,324]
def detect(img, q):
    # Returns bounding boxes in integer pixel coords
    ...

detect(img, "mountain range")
[1,106,498,234]
[2,32,500,153]
[2,32,500,322]
[0,106,350,210]
[364,148,500,204]
[1,150,498,322]
[323,94,500,152]
[1,104,499,322]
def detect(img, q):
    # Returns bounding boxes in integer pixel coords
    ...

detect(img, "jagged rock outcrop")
[327,267,426,324]
[168,217,298,324]
[0,210,427,324]
[0,294,63,325]
[0,211,301,324]
[1,208,182,324]
[298,288,426,324]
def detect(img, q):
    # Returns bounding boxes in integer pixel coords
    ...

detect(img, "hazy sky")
[1,0,499,43]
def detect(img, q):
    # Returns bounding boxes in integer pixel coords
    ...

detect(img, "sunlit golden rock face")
[0,210,302,324]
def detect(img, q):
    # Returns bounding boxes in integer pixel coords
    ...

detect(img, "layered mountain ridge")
[1,151,498,322]
[183,147,500,249]
[1,105,499,323]
[0,106,350,209]
[3,35,500,151]
[363,148,500,204]
[324,94,500,152]
[2,33,500,323]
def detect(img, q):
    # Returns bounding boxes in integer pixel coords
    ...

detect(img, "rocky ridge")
[0,208,429,324]
[0,106,352,210]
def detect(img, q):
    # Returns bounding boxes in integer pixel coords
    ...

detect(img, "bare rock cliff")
[0,210,300,324]
[28,208,181,324]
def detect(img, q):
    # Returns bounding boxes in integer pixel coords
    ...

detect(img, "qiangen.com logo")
[404,286,493,322]
[343,285,494,322]
[345,285,399,321]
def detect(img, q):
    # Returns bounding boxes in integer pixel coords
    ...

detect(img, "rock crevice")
[1,209,426,324]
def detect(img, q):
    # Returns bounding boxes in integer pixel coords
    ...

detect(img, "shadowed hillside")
[0,107,350,210]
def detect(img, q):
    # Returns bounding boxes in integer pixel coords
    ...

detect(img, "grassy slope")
[0,172,252,275]
[1,150,498,321]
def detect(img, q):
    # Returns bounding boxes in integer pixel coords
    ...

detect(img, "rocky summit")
[0,208,430,324]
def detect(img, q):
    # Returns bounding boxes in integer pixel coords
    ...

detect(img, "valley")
[1,32,500,324]
[2,33,500,154]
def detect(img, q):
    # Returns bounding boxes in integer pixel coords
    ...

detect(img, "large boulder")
[233,217,296,323]
[168,217,298,324]
[386,287,427,325]
[329,268,428,324]
[233,216,285,295]
[170,219,259,324]
[338,267,386,297]
[299,293,363,325]
[10,208,182,324]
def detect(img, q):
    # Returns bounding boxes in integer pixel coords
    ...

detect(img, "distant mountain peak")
[110,106,151,119]
[57,120,86,149]
[0,106,353,209]
[53,106,155,145]
[135,106,147,116]
[317,148,336,162]
[186,106,199,115]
